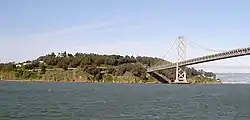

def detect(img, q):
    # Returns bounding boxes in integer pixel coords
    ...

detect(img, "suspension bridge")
[147,36,250,84]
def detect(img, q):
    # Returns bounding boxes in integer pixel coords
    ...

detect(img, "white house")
[16,64,22,67]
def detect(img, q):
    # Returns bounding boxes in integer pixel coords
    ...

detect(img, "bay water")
[1,76,250,120]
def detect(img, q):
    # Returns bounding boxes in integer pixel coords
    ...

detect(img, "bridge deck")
[147,47,250,72]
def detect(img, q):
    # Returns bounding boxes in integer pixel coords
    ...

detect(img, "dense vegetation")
[0,52,217,83]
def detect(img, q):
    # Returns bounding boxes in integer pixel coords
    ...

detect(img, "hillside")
[0,51,218,83]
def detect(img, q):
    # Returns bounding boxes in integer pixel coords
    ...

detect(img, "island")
[0,52,221,84]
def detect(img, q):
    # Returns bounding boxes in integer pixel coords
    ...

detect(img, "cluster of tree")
[0,51,216,81]
[36,52,161,69]
[15,69,41,79]
[0,63,16,71]
[76,63,146,81]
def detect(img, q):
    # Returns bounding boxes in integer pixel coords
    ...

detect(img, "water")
[217,73,250,84]
[1,81,250,120]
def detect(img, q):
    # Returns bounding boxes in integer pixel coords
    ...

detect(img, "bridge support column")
[175,36,188,83]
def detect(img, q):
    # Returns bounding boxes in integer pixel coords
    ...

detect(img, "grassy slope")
[1,70,220,84]
[0,70,158,83]
[187,76,222,84]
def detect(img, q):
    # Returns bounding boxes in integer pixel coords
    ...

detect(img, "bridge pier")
[174,36,188,84]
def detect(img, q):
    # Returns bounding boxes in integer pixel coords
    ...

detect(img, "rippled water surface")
[1,81,250,120]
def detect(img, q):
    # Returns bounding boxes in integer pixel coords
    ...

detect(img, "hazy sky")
[1,0,250,73]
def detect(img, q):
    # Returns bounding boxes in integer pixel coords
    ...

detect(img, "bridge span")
[147,36,250,84]
[147,47,250,72]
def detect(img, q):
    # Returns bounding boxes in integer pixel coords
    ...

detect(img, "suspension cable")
[150,37,229,68]
[151,38,177,67]
[186,39,227,52]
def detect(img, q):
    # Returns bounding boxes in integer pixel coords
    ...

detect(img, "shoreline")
[1,79,159,84]
[1,79,222,84]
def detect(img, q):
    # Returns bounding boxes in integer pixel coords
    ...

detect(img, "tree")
[204,72,215,77]
[95,74,103,81]
[62,51,67,57]
[51,52,56,57]
[40,64,46,74]
[0,63,3,70]
[0,51,215,82]
[63,65,68,70]
[57,59,68,70]
[2,63,16,71]
[69,58,81,68]
[68,53,73,57]
[83,65,100,76]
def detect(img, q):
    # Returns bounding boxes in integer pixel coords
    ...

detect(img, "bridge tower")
[175,36,187,83]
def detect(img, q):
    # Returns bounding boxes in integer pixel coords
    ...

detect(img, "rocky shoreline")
[2,79,222,84]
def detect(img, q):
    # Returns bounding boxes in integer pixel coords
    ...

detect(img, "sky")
[1,0,250,73]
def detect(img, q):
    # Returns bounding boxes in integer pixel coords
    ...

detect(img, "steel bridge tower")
[175,36,187,83]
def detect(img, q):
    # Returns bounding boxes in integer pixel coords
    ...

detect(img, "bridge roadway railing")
[147,47,250,72]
